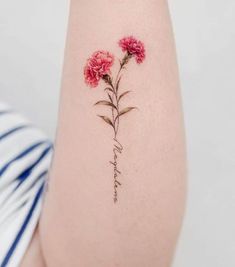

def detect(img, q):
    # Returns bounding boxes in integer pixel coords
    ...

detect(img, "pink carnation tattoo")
[84,36,146,203]
[118,36,145,63]
[84,51,114,87]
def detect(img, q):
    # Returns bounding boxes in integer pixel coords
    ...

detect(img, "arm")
[40,0,186,266]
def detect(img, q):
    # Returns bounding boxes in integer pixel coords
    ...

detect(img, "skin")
[20,228,45,267]
[22,0,186,266]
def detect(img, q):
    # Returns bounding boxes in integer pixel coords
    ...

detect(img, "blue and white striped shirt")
[0,102,53,267]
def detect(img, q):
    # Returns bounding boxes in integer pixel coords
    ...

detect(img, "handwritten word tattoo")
[84,36,146,203]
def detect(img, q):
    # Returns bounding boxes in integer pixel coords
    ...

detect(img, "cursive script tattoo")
[110,138,123,202]
[84,36,146,202]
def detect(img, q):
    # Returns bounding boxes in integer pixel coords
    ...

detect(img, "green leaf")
[94,100,117,110]
[118,107,137,117]
[118,90,131,102]
[107,93,113,103]
[116,76,122,93]
[104,87,114,93]
[97,115,114,128]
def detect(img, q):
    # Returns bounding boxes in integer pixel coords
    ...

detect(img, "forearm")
[40,0,186,266]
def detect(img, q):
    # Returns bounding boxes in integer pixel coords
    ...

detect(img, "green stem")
[113,61,127,136]
[109,82,117,137]
[104,53,131,138]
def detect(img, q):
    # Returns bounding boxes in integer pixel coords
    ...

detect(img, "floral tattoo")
[84,36,145,203]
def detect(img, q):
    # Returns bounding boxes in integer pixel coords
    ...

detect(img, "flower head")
[84,50,114,88]
[118,36,145,64]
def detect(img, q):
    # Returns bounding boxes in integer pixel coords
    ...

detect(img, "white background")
[0,1,235,266]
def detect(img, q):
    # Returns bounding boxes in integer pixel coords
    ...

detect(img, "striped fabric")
[0,102,53,267]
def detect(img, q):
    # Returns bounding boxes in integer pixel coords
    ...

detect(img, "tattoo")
[84,36,146,203]
[110,138,123,202]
